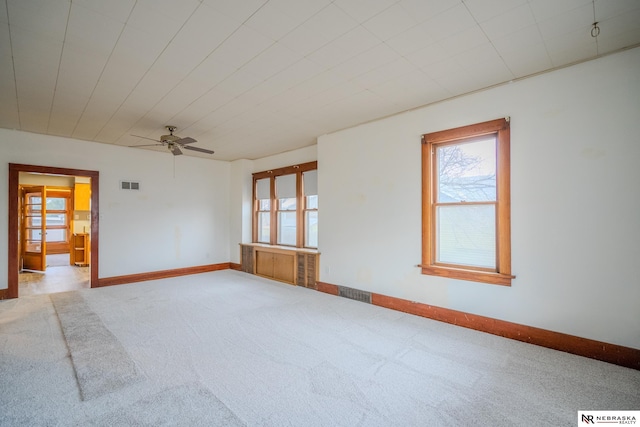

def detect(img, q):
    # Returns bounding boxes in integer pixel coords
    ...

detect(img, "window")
[421,118,513,286]
[255,178,271,243]
[253,161,318,248]
[303,170,318,248]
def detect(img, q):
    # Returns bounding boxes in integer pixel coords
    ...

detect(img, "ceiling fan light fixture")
[130,125,214,156]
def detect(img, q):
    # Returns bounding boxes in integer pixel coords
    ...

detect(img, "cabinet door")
[255,251,274,277]
[272,252,295,283]
[74,183,91,210]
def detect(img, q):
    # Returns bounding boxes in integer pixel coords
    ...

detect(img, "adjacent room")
[1,0,639,425]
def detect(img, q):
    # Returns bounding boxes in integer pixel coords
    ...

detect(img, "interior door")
[21,186,46,271]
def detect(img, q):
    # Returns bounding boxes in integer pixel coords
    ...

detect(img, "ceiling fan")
[130,126,214,156]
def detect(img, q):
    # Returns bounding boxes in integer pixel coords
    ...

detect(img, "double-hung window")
[253,161,318,249]
[421,118,513,285]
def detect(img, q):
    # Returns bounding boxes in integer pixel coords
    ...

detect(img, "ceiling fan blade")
[184,145,215,154]
[171,145,183,156]
[175,137,197,145]
[131,134,161,142]
[129,143,163,148]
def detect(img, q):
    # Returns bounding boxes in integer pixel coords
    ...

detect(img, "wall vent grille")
[120,181,140,190]
[338,286,371,304]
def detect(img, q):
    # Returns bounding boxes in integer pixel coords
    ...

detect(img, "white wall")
[252,145,317,173]
[318,47,640,349]
[229,159,253,263]
[0,129,230,285]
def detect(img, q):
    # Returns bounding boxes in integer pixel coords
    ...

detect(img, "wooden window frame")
[421,118,514,286]
[303,194,318,249]
[253,161,317,249]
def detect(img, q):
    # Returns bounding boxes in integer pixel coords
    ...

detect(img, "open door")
[20,186,46,271]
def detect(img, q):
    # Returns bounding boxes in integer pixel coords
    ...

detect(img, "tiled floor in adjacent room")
[19,253,90,296]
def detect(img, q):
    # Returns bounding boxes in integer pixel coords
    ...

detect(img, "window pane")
[437,137,496,202]
[305,211,318,248]
[436,204,496,269]
[279,197,296,211]
[259,199,270,210]
[46,213,66,226]
[276,174,296,198]
[257,212,270,243]
[306,195,318,209]
[277,212,296,245]
[256,178,270,199]
[47,229,67,242]
[46,197,66,210]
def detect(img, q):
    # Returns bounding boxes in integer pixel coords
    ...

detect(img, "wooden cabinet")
[71,233,89,266]
[74,183,90,210]
[240,244,319,288]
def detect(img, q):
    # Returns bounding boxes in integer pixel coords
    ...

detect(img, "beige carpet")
[1,270,638,426]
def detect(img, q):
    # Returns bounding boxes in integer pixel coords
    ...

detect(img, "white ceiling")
[1,0,639,161]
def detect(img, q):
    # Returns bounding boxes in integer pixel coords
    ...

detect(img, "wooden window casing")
[252,161,317,248]
[422,118,514,286]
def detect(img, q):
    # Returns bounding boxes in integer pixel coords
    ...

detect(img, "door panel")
[21,186,46,271]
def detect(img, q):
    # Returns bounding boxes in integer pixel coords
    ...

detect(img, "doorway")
[7,164,99,299]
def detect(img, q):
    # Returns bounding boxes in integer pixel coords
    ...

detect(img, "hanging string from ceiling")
[591,0,600,55]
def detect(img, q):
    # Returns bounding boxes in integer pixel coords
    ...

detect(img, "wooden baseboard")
[229,262,242,271]
[98,263,231,288]
[0,288,8,300]
[315,281,640,370]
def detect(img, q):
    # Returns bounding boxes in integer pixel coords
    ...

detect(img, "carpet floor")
[1,270,638,426]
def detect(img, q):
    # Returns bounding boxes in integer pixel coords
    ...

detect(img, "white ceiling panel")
[479,3,536,40]
[529,0,591,22]
[462,0,528,23]
[334,0,397,23]
[307,26,380,69]
[71,0,135,23]
[537,4,594,41]
[351,57,417,90]
[241,42,302,81]
[595,0,640,21]
[269,0,332,23]
[210,25,274,69]
[363,3,417,41]
[2,0,639,160]
[436,26,489,58]
[420,3,477,41]
[331,43,401,81]
[136,0,201,25]
[0,54,19,129]
[398,0,461,24]
[491,24,545,55]
[7,0,69,41]
[244,1,299,41]
[65,3,124,57]
[385,24,437,57]
[203,0,268,23]
[501,42,553,78]
[48,92,90,136]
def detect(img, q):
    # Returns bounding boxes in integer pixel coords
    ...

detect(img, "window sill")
[420,265,514,286]
[241,242,319,254]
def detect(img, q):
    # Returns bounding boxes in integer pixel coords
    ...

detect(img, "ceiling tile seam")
[92,1,203,142]
[461,0,516,80]
[4,0,21,129]
[45,1,72,134]
[123,1,275,140]
[526,0,553,72]
[70,1,138,139]
[131,0,385,140]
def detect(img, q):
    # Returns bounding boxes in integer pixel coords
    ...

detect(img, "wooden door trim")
[7,164,99,299]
